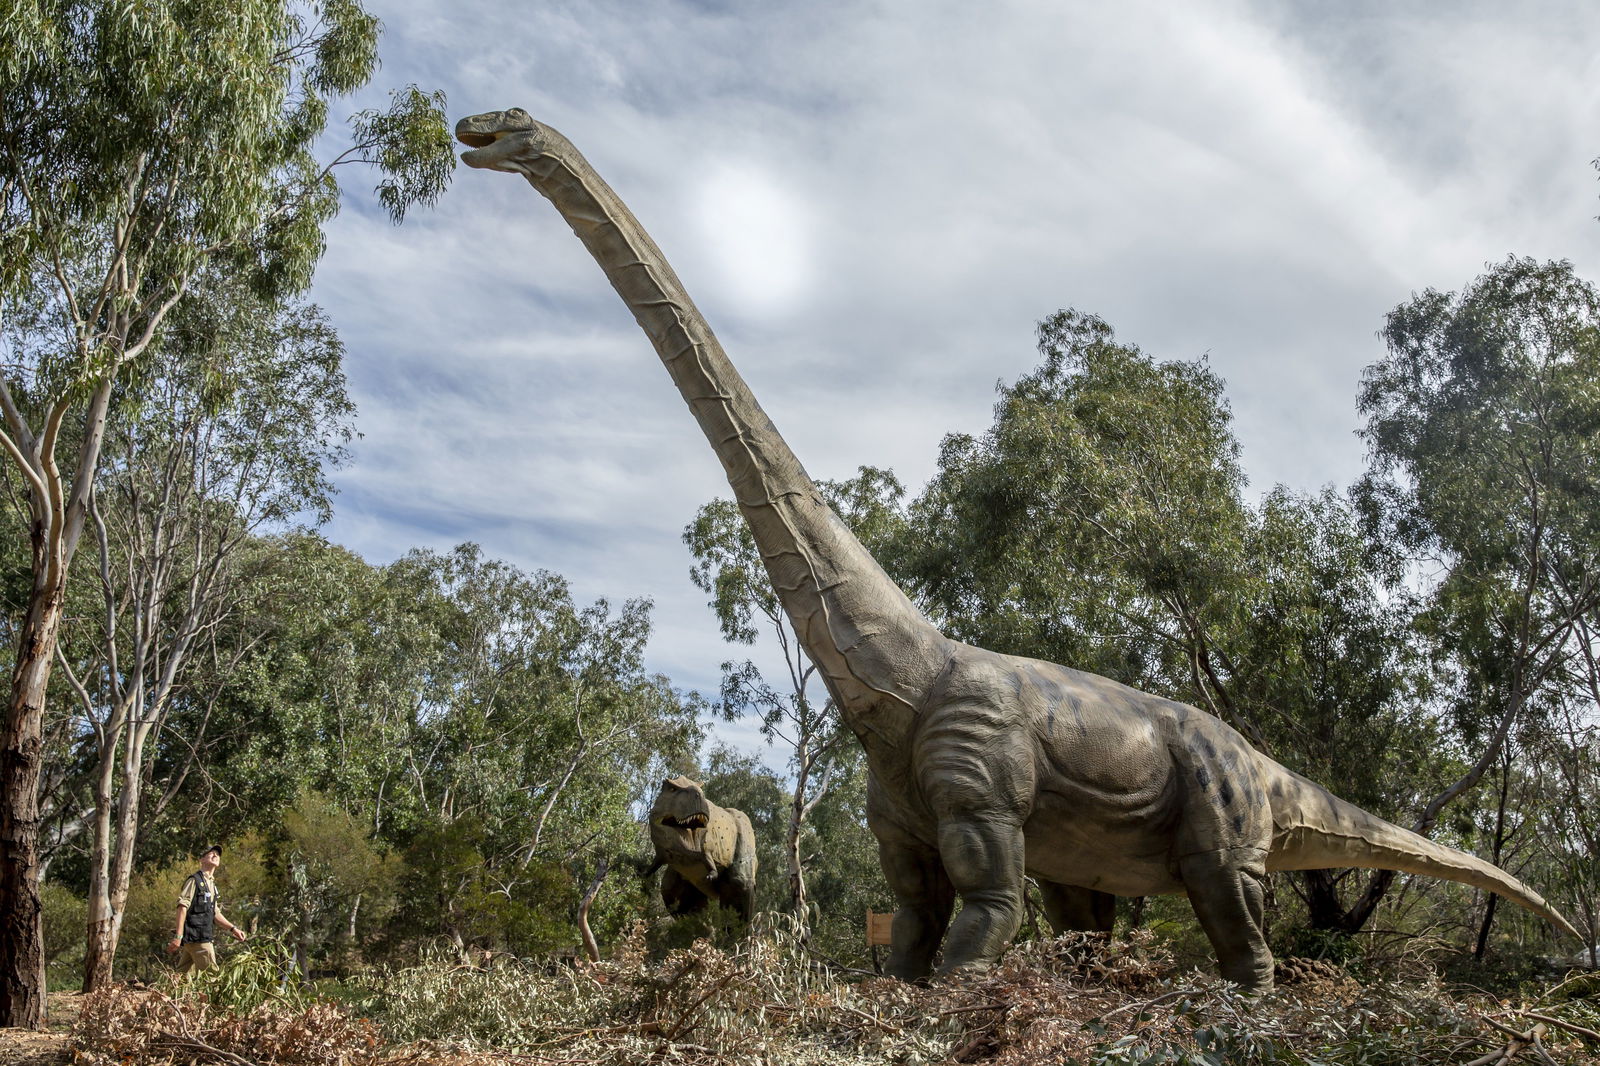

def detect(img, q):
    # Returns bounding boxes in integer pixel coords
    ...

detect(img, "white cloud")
[312,0,1600,769]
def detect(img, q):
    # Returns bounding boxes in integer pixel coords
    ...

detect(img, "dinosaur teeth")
[661,813,710,829]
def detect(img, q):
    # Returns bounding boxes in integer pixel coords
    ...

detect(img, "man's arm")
[168,904,187,953]
[214,905,246,942]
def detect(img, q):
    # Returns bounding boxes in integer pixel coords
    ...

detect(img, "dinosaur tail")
[1264,765,1580,939]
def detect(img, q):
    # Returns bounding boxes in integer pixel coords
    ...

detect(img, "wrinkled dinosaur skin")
[455,110,1579,992]
[646,777,757,921]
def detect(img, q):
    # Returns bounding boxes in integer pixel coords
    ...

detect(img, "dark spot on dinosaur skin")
[1200,738,1216,759]
[1231,815,1245,835]
[1195,767,1210,789]
[1219,780,1235,807]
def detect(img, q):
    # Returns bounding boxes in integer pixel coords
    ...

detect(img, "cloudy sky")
[309,0,1600,760]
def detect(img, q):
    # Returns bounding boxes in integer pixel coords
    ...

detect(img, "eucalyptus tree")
[685,467,906,935]
[904,311,1256,732]
[0,0,450,1021]
[384,545,701,956]
[1358,257,1600,823]
[1356,257,1600,930]
[58,280,355,989]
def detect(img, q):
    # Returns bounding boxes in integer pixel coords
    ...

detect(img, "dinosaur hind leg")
[1178,847,1273,992]
[661,868,710,916]
[1038,882,1116,934]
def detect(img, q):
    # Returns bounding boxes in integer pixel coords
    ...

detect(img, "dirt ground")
[0,994,79,1066]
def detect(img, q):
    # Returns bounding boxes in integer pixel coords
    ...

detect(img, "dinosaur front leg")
[1038,882,1117,933]
[915,703,1033,975]
[1178,847,1273,992]
[933,814,1027,974]
[877,838,955,981]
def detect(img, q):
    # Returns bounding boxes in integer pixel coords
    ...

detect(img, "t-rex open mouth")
[661,813,710,830]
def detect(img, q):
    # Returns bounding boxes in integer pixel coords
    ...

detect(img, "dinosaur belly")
[1023,790,1187,896]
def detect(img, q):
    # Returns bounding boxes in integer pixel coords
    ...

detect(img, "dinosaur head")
[649,776,713,853]
[455,108,559,173]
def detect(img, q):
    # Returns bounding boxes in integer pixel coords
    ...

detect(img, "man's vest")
[181,871,216,944]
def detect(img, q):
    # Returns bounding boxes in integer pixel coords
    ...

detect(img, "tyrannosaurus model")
[645,776,758,920]
[455,109,1578,992]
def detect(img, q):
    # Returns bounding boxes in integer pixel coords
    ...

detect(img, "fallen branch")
[1100,988,1194,1019]
[1464,1019,1547,1066]
[151,1032,257,1066]
[1522,1010,1600,1043]
[659,971,738,1044]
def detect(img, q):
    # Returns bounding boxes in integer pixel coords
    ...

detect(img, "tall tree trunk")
[82,723,122,991]
[1300,869,1348,932]
[1474,748,1513,961]
[1,569,65,1027]
[2,378,113,1027]
[344,894,362,947]
[786,769,809,938]
[578,858,609,964]
[83,733,148,991]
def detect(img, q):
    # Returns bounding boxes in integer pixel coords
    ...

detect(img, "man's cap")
[202,844,222,857]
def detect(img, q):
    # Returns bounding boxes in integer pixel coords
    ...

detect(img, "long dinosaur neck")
[507,128,948,736]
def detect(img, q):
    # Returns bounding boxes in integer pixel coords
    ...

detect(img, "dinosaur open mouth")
[457,129,509,148]
[661,813,709,830]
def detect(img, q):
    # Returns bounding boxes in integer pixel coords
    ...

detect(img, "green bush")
[41,880,87,990]
[1278,925,1364,965]
[363,949,575,1049]
[181,935,318,1013]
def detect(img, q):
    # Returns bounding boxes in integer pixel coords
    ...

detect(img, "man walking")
[166,844,246,973]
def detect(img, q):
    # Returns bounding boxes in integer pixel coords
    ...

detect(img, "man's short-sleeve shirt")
[177,870,217,910]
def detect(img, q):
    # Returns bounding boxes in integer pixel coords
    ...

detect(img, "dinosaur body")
[647,777,757,920]
[456,110,1578,992]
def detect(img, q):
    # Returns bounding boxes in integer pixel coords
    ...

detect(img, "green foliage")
[352,86,456,224]
[1,0,451,316]
[40,880,87,988]
[182,935,317,1013]
[364,949,573,1050]
[393,818,574,959]
[276,791,399,970]
[1277,926,1363,965]
[1359,258,1600,741]
[904,309,1247,691]
[114,857,196,980]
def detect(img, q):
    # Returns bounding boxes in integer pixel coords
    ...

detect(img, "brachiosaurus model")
[454,109,1578,992]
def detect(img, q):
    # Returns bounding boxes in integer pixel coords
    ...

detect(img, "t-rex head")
[455,108,563,174]
[649,776,713,853]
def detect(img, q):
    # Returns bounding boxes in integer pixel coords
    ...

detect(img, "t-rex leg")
[1038,882,1116,933]
[934,815,1026,974]
[716,876,755,921]
[877,839,955,981]
[661,868,709,916]
[1178,847,1273,992]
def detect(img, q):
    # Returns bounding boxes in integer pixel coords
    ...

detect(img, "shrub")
[41,880,87,990]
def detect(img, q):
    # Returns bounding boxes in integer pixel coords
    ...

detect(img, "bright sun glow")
[694,161,814,318]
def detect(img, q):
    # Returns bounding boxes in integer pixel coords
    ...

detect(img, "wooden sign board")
[865,909,894,947]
